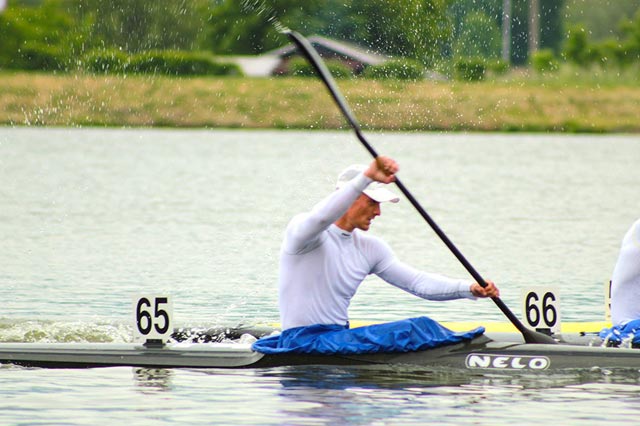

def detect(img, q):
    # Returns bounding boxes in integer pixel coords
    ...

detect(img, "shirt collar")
[329,224,352,238]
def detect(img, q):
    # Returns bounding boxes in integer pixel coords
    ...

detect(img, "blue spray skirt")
[252,316,485,355]
[599,319,640,346]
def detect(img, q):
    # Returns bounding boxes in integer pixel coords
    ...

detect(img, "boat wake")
[0,317,276,345]
[0,317,134,343]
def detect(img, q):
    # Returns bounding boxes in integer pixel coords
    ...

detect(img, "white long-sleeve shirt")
[611,218,640,326]
[278,172,474,330]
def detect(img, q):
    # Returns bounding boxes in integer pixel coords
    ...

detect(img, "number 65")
[134,296,172,338]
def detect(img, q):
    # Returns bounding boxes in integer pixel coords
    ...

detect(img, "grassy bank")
[1,71,639,132]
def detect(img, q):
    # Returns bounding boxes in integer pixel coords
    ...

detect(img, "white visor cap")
[335,164,400,203]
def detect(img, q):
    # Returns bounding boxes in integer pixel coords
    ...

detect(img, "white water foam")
[0,318,133,343]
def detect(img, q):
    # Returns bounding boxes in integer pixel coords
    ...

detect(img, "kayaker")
[610,218,640,326]
[277,155,500,330]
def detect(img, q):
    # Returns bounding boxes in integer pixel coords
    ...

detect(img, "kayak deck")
[0,342,264,369]
[1,332,638,371]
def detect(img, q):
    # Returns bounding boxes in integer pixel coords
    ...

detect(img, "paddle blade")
[522,328,558,344]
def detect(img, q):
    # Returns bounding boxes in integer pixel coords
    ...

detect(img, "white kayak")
[0,329,637,372]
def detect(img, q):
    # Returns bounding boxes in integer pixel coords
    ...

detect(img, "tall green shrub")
[17,42,65,71]
[128,51,242,76]
[531,49,559,73]
[286,57,352,79]
[453,57,486,81]
[363,59,425,80]
[82,49,242,76]
[83,49,130,73]
[564,25,591,66]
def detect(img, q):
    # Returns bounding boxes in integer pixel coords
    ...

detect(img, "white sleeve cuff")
[462,281,477,300]
[351,172,372,192]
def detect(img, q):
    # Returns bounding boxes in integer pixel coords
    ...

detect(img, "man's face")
[347,194,381,231]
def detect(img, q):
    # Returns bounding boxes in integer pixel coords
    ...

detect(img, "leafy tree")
[564,0,640,41]
[349,0,452,66]
[506,0,528,64]
[298,0,372,42]
[206,0,452,66]
[205,0,291,54]
[564,9,640,67]
[452,11,501,59]
[538,0,564,54]
[474,0,565,65]
[0,0,76,69]
[619,9,640,61]
[563,24,590,66]
[69,0,211,53]
[448,0,502,35]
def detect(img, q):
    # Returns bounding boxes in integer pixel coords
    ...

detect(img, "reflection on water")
[133,368,174,392]
[233,365,640,425]
[266,365,480,390]
[258,364,640,392]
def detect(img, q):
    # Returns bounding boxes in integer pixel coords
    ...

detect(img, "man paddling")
[277,156,499,331]
[598,218,640,347]
[610,218,640,326]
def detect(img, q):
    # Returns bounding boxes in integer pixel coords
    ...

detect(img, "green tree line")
[0,0,638,77]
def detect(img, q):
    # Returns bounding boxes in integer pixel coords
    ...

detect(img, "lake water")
[1,127,640,425]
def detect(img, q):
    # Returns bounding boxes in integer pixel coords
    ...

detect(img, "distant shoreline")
[1,72,639,133]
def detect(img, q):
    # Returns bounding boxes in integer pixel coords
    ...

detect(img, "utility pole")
[502,0,511,63]
[529,0,540,55]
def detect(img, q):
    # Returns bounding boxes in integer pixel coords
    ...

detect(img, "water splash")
[240,0,290,34]
[621,332,635,349]
[599,327,637,349]
[0,318,133,343]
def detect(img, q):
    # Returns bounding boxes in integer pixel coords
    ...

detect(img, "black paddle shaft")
[286,30,556,345]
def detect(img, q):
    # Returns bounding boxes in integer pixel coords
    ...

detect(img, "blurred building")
[227,35,389,77]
